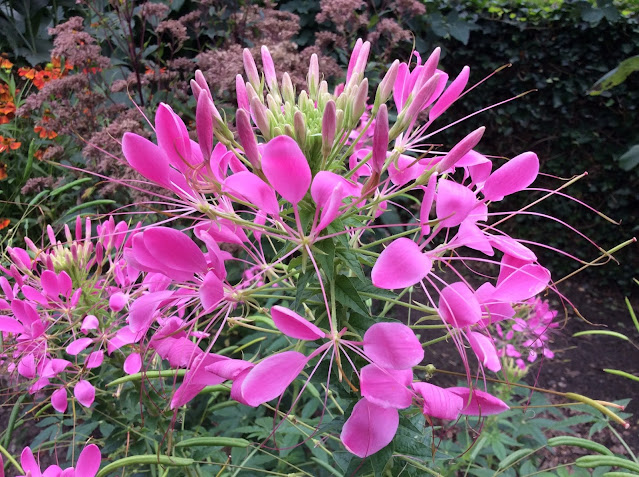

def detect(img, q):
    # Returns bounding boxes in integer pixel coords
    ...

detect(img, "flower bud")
[322,100,336,158]
[245,82,261,106]
[436,126,485,173]
[281,72,295,104]
[190,79,202,99]
[298,90,310,110]
[307,53,319,99]
[261,46,277,90]
[294,110,306,148]
[266,93,280,116]
[196,91,214,161]
[236,74,249,111]
[390,74,440,139]
[348,39,371,87]
[352,78,369,126]
[373,60,400,113]
[372,104,389,173]
[336,108,345,132]
[191,69,211,100]
[421,47,441,84]
[346,38,363,83]
[236,108,261,170]
[243,48,261,92]
[250,96,271,140]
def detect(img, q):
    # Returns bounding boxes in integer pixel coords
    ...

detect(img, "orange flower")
[34,125,58,139]
[18,67,36,80]
[0,58,12,70]
[34,149,45,161]
[0,162,6,180]
[0,135,21,153]
[0,218,9,230]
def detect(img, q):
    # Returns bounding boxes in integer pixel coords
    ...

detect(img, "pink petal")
[80,315,99,334]
[261,135,311,205]
[494,263,551,302]
[170,354,227,408]
[388,154,427,186]
[143,227,207,278]
[74,380,95,407]
[489,234,537,261]
[453,221,493,256]
[447,387,510,415]
[11,299,39,326]
[196,93,214,161]
[206,358,253,380]
[200,271,224,312]
[270,306,324,340]
[156,103,192,173]
[41,270,61,297]
[363,322,424,369]
[18,353,36,378]
[21,447,42,476]
[240,351,308,407]
[51,387,68,413]
[85,350,104,369]
[371,238,432,289]
[230,367,252,406]
[436,179,477,228]
[128,290,174,335]
[340,398,399,458]
[224,171,280,215]
[360,365,413,409]
[483,152,539,201]
[411,382,463,420]
[438,282,481,328]
[467,331,501,372]
[75,444,101,477]
[419,173,437,236]
[122,132,170,187]
[429,66,469,121]
[124,353,142,374]
[314,183,343,234]
[0,316,23,333]
[311,171,360,207]
[66,338,93,356]
[108,292,128,312]
[41,359,71,378]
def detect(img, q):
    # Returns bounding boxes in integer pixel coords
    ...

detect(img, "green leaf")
[581,6,604,23]
[334,275,370,316]
[313,239,335,281]
[589,55,639,95]
[449,20,471,44]
[618,145,639,171]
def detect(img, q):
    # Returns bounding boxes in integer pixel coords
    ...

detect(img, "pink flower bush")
[0,36,624,474]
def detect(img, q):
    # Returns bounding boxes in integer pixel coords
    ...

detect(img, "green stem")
[0,443,23,475]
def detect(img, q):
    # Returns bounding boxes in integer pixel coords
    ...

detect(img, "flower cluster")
[0,37,611,471]
[496,297,559,371]
[17,57,74,91]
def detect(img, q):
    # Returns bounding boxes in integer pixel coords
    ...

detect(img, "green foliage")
[0,0,80,65]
